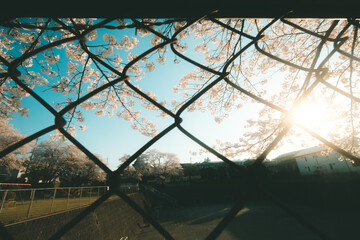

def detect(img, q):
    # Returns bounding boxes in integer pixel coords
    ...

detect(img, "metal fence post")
[26,189,36,219]
[50,188,57,212]
[0,190,8,213]
[79,188,83,206]
[66,187,71,209]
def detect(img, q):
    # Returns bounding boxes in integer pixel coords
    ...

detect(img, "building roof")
[181,160,246,168]
[273,146,326,162]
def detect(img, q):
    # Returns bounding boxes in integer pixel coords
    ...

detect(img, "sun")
[292,102,325,127]
[290,98,333,137]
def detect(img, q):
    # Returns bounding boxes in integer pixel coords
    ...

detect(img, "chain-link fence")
[0,13,359,240]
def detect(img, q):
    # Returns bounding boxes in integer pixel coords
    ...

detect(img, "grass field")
[0,196,101,225]
[0,191,120,225]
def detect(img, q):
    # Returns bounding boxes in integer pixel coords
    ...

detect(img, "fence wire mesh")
[0,13,359,240]
[0,186,114,225]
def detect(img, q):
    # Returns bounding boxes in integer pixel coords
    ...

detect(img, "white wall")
[296,151,356,176]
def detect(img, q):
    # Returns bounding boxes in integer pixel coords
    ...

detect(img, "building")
[181,160,247,181]
[0,166,25,182]
[272,146,360,176]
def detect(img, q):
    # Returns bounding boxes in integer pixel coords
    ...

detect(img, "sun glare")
[290,99,332,136]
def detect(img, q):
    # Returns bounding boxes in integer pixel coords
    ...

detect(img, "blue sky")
[9,59,257,170]
[6,19,310,171]
[5,23,215,170]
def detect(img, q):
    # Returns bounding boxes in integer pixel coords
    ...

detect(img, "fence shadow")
[0,222,14,240]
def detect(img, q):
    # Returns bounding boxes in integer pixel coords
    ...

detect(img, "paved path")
[136,201,358,240]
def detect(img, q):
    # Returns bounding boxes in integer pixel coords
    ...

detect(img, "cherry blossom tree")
[118,154,139,178]
[0,17,359,163]
[126,149,183,179]
[25,139,106,186]
[0,118,31,173]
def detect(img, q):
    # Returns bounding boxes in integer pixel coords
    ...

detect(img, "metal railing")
[0,14,359,240]
[0,186,112,225]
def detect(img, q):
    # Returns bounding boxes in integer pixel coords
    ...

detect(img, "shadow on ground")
[136,200,359,240]
[137,174,360,239]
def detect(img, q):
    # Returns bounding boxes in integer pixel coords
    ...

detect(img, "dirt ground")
[135,200,359,240]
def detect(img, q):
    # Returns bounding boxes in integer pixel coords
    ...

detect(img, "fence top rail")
[0,186,109,192]
[0,183,31,186]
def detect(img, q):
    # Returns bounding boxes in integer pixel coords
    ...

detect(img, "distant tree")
[118,154,139,178]
[132,154,153,177]
[0,118,32,175]
[58,151,107,186]
[25,140,106,186]
[203,157,211,163]
[25,140,66,185]
[243,159,256,166]
[161,153,183,178]
[123,149,183,181]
